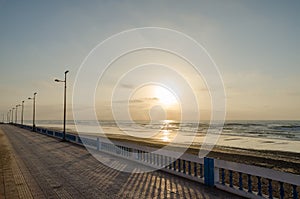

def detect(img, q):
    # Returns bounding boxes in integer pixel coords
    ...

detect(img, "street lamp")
[7,111,9,123]
[15,104,21,124]
[11,108,15,124]
[8,110,11,123]
[10,109,12,123]
[28,92,37,131]
[54,70,69,141]
[21,100,25,125]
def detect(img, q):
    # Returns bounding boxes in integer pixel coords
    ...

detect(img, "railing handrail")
[215,159,300,186]
[86,135,205,164]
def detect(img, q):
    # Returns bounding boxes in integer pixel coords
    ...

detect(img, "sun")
[129,84,179,108]
[154,86,178,107]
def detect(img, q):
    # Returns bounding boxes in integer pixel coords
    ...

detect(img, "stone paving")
[0,124,243,199]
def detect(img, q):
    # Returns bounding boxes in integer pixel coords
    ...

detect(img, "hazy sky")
[0,1,299,121]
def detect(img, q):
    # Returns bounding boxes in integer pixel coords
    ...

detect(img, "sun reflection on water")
[159,120,177,142]
[162,136,170,142]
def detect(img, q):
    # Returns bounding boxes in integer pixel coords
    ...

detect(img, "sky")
[0,0,299,122]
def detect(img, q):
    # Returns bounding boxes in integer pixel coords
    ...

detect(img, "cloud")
[120,83,135,89]
[287,91,300,96]
[112,97,159,104]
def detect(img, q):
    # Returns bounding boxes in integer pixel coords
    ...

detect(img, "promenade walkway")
[0,124,242,199]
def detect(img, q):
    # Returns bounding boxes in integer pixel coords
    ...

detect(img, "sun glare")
[154,86,178,107]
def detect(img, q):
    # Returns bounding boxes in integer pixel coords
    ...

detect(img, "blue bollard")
[257,176,262,196]
[194,162,197,177]
[188,161,191,175]
[200,164,203,178]
[293,185,298,199]
[239,172,243,190]
[279,182,284,199]
[173,159,176,171]
[248,174,252,193]
[268,179,273,199]
[229,170,233,188]
[204,157,214,186]
[96,137,99,151]
[221,169,225,185]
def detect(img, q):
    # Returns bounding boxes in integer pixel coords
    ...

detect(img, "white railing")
[215,159,300,199]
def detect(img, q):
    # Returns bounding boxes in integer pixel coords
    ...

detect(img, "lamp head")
[34,92,37,95]
[65,70,69,74]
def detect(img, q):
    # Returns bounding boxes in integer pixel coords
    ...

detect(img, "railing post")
[173,159,176,171]
[132,149,138,160]
[188,161,191,175]
[248,174,252,193]
[200,164,203,178]
[268,179,273,199]
[194,162,197,177]
[214,166,219,185]
[229,170,233,188]
[279,182,284,199]
[204,157,215,186]
[96,137,100,151]
[257,176,262,196]
[292,185,298,199]
[239,172,243,190]
[165,157,168,168]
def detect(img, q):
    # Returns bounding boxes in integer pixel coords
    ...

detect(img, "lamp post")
[7,111,9,123]
[11,108,15,124]
[8,110,11,123]
[28,92,37,131]
[15,104,21,124]
[10,109,12,123]
[54,70,69,141]
[21,100,25,125]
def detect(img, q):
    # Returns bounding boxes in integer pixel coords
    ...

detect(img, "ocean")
[24,120,300,153]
